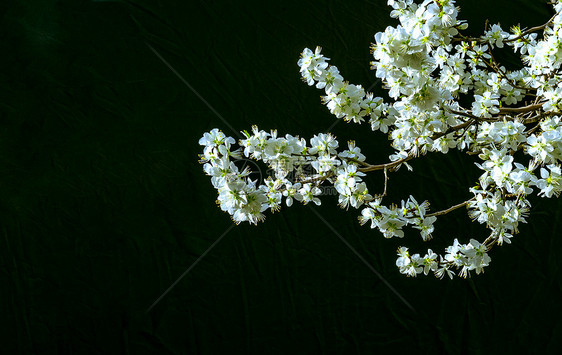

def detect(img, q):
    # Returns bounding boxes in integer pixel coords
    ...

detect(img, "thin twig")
[382,167,388,197]
[504,11,560,43]
[358,154,414,173]
[431,119,476,140]
[447,108,493,121]
[343,156,371,167]
[499,103,544,114]
[426,200,470,218]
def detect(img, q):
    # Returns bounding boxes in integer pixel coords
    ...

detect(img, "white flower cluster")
[358,196,437,240]
[396,238,491,279]
[200,127,382,224]
[200,0,562,279]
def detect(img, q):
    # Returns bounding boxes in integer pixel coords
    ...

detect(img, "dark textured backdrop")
[2,0,561,353]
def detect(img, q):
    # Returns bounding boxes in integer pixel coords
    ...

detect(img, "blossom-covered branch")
[199,0,562,279]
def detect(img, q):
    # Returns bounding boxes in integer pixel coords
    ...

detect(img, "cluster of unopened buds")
[200,0,562,279]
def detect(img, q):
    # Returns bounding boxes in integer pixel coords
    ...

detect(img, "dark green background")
[2,0,561,353]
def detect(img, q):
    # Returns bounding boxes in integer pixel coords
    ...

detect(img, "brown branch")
[498,103,544,114]
[523,111,561,124]
[447,108,493,121]
[452,33,481,44]
[453,11,559,45]
[485,50,533,92]
[358,154,414,173]
[357,117,479,174]
[382,167,388,197]
[431,119,476,141]
[342,156,371,167]
[426,200,470,218]
[504,11,559,43]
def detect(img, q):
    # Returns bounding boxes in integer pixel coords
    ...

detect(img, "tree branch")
[426,200,470,218]
[358,154,414,173]
[431,119,476,141]
[498,103,544,114]
[504,11,560,43]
